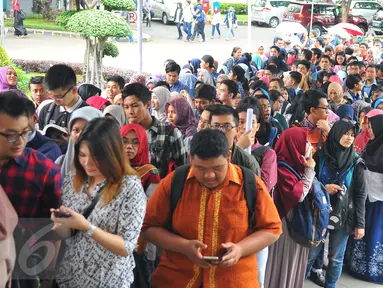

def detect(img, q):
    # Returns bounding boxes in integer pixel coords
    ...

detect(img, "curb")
[6,27,152,42]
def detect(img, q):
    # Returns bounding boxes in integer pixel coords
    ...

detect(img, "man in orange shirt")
[142,129,282,288]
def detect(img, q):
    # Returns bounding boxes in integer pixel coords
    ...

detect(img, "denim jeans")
[306,229,349,288]
[183,22,192,40]
[191,23,205,41]
[227,25,235,38]
[212,24,221,36]
[177,23,183,38]
[257,247,269,288]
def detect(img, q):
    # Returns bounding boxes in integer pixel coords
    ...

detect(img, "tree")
[341,0,353,23]
[58,0,134,87]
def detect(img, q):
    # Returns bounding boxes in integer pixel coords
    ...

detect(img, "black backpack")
[167,164,257,230]
[251,146,270,166]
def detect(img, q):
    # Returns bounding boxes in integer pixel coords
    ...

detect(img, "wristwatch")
[85,224,97,238]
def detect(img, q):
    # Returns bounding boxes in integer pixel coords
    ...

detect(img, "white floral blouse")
[56,172,146,288]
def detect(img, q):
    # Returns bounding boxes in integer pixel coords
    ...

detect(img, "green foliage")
[0,46,30,96]
[28,13,44,19]
[66,10,132,38]
[102,0,135,11]
[56,10,78,28]
[4,18,66,31]
[103,42,119,58]
[220,3,248,15]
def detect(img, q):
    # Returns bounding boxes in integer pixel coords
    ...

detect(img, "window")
[253,0,266,8]
[279,1,290,7]
[307,5,335,15]
[270,1,278,7]
[286,3,302,13]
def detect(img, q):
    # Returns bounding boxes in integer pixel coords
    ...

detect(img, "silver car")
[349,0,383,22]
[251,0,290,28]
[152,0,179,24]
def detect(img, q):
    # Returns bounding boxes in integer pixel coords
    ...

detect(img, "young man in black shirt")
[38,64,88,130]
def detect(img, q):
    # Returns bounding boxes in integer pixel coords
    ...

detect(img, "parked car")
[372,7,383,34]
[152,0,178,25]
[251,0,291,28]
[349,0,382,23]
[283,2,369,36]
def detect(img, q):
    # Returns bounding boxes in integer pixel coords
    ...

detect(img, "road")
[5,21,277,74]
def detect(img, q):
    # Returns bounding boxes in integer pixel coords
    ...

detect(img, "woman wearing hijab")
[56,106,103,177]
[336,104,355,120]
[146,78,160,91]
[151,86,171,122]
[354,106,373,154]
[179,69,198,98]
[306,120,366,287]
[128,74,147,85]
[0,66,27,98]
[120,123,160,288]
[165,97,197,152]
[12,0,27,37]
[346,109,383,284]
[188,58,201,75]
[197,68,214,86]
[328,82,347,112]
[86,96,111,112]
[103,105,126,127]
[77,83,101,101]
[265,127,316,288]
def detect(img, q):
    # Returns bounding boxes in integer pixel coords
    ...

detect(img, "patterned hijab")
[152,86,171,122]
[165,97,197,138]
[120,123,149,166]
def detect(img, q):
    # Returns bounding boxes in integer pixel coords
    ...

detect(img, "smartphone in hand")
[52,210,72,218]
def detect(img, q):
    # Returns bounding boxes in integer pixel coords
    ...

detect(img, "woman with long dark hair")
[51,118,146,288]
[229,65,248,98]
[223,46,242,73]
[346,109,383,283]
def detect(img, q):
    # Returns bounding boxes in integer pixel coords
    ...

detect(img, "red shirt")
[0,148,62,218]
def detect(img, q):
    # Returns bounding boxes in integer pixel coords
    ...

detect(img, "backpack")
[158,124,176,179]
[251,146,270,166]
[277,161,330,248]
[167,164,257,231]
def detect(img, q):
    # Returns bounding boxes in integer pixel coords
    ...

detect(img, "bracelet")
[85,224,97,238]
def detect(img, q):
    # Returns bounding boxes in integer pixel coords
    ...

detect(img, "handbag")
[19,10,26,20]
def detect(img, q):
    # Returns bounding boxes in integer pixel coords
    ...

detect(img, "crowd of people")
[1,29,383,288]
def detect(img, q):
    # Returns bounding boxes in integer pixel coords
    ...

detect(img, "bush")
[66,9,132,38]
[102,0,135,11]
[32,0,44,14]
[0,47,29,95]
[56,10,78,28]
[220,3,248,14]
[42,7,62,21]
[11,59,150,84]
[103,42,119,58]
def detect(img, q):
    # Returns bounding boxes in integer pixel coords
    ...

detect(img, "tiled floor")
[304,271,382,288]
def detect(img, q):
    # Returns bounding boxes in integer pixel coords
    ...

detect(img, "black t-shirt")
[38,100,88,130]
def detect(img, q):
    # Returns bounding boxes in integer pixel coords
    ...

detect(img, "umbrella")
[331,23,363,36]
[327,27,351,40]
[274,22,307,34]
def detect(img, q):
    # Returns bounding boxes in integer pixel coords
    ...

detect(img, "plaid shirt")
[146,117,187,176]
[0,148,62,218]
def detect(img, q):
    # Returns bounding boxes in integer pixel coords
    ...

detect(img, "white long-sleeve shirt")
[181,5,194,23]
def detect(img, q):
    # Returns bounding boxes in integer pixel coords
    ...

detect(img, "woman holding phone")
[51,118,146,288]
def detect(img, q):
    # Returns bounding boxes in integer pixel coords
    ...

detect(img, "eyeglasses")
[123,139,140,146]
[210,123,236,132]
[314,106,330,112]
[50,87,73,100]
[0,130,31,143]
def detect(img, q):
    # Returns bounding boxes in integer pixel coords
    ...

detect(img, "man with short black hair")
[106,75,125,102]
[29,76,48,106]
[360,43,368,60]
[300,49,317,74]
[218,79,238,107]
[324,46,334,58]
[38,64,87,130]
[194,84,216,118]
[25,100,62,162]
[269,78,283,92]
[210,105,260,174]
[312,55,332,83]
[363,65,377,98]
[197,103,220,131]
[263,46,288,72]
[344,74,368,103]
[122,83,187,178]
[142,129,281,287]
[311,48,322,65]
[165,62,189,94]
[346,62,361,75]
[284,71,303,95]
[314,37,325,51]
[264,65,278,81]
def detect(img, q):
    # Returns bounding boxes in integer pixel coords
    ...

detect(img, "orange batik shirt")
[142,163,282,288]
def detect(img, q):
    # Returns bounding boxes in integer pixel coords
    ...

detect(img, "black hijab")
[364,114,383,174]
[78,84,102,101]
[323,120,356,172]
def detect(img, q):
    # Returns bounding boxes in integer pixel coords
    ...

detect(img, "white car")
[251,0,290,28]
[152,0,179,24]
[349,0,383,22]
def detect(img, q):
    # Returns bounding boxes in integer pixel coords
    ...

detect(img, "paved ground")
[5,21,277,74]
[304,271,382,287]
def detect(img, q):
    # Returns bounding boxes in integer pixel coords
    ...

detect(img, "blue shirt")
[26,131,62,162]
[363,80,377,97]
[169,80,190,94]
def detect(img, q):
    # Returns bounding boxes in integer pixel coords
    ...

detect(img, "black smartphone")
[202,256,219,261]
[52,210,72,218]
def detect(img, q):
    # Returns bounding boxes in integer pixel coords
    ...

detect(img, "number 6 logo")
[18,224,56,276]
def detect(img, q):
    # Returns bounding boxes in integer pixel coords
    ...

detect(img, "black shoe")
[309,271,325,287]
[177,36,182,40]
